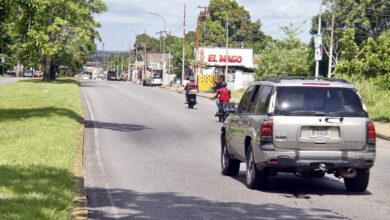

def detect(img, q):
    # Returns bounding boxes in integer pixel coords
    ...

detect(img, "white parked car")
[148,76,162,86]
[23,70,33,77]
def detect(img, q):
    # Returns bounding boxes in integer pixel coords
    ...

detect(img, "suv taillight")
[367,122,376,144]
[260,120,273,143]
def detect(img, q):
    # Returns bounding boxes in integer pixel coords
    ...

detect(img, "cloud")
[96,0,321,50]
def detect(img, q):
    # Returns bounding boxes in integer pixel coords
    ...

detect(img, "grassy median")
[0,78,82,219]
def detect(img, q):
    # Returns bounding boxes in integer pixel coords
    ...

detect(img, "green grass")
[0,78,82,219]
[340,74,390,122]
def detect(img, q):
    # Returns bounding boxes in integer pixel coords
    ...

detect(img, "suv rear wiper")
[314,111,326,116]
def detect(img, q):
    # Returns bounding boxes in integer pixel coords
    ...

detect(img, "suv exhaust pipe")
[339,168,357,178]
[318,163,327,172]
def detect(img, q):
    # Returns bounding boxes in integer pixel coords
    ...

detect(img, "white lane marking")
[82,89,119,218]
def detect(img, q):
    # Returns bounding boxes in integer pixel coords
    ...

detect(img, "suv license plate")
[310,127,330,137]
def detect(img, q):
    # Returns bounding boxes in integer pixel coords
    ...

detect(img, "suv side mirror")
[223,103,237,113]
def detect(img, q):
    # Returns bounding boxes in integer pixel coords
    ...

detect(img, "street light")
[150,12,166,82]
[150,12,166,34]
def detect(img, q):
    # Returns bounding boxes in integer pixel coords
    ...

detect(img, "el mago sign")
[196,47,253,69]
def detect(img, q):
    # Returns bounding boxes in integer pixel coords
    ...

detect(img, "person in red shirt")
[214,82,231,115]
[184,78,197,104]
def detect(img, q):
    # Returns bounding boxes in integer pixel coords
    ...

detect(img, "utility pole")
[128,40,131,81]
[129,29,137,81]
[143,29,147,82]
[151,12,166,83]
[195,5,208,85]
[102,43,105,73]
[156,30,166,68]
[198,5,207,45]
[157,31,163,62]
[315,1,323,78]
[109,53,111,71]
[182,3,186,86]
[116,50,119,75]
[168,30,171,76]
[225,18,229,83]
[195,13,200,84]
[328,0,336,78]
[121,51,124,74]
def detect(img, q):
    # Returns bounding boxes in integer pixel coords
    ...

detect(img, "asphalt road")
[0,77,26,84]
[81,80,390,220]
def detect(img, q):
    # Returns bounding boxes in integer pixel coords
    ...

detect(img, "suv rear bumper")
[252,141,375,170]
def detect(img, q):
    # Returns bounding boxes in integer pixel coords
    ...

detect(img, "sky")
[94,0,323,51]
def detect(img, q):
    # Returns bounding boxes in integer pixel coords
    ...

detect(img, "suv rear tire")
[344,169,370,192]
[221,133,240,176]
[245,145,268,189]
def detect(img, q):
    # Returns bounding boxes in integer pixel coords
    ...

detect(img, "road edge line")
[81,89,119,218]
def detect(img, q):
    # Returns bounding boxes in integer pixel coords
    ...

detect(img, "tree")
[330,0,390,44]
[336,28,390,78]
[2,0,107,81]
[0,0,37,75]
[309,0,390,75]
[203,0,271,53]
[255,24,310,79]
[134,33,160,54]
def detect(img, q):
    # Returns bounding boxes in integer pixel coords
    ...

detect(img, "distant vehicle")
[6,70,16,77]
[147,76,162,86]
[187,88,197,109]
[221,77,376,192]
[107,71,117,81]
[82,75,90,80]
[118,73,127,81]
[23,70,33,77]
[34,70,44,77]
[170,77,181,85]
[95,74,104,80]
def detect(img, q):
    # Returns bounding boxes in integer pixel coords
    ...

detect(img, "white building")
[194,47,255,90]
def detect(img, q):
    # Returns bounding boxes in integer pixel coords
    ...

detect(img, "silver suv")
[221,77,376,192]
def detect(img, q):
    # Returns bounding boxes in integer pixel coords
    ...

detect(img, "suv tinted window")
[274,87,368,117]
[247,85,261,113]
[256,86,273,115]
[238,86,254,113]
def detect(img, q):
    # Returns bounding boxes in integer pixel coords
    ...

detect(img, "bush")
[338,74,390,122]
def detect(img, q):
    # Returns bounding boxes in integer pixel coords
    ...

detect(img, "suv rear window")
[274,87,368,117]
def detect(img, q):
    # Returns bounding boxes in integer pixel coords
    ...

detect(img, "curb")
[377,134,390,141]
[374,122,390,141]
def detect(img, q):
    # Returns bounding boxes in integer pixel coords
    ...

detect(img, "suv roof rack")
[261,76,306,83]
[260,76,350,84]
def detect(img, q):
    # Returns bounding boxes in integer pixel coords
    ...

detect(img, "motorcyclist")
[184,78,197,104]
[213,82,231,115]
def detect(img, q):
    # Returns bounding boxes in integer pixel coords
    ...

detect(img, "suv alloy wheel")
[245,144,268,189]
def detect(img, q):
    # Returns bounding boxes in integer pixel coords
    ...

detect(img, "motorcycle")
[215,101,236,122]
[187,89,197,109]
